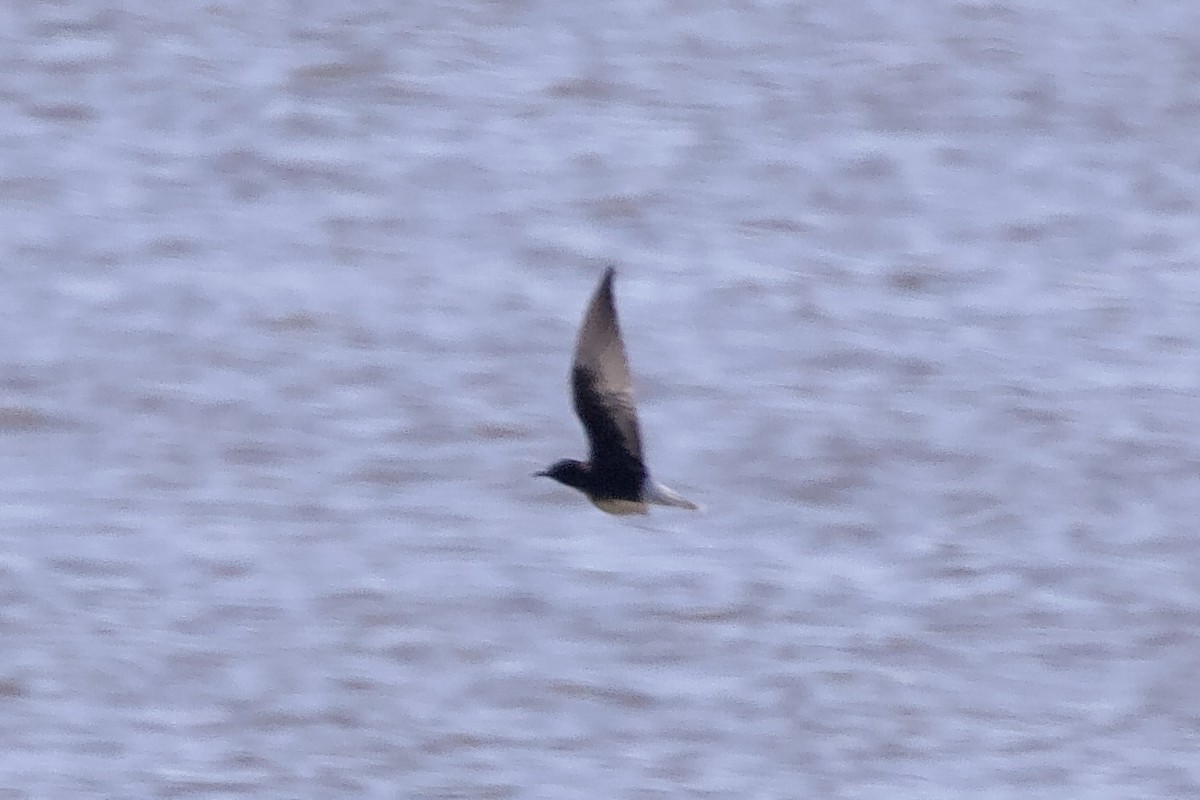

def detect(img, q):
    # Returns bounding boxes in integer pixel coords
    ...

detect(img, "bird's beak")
[533,469,549,478]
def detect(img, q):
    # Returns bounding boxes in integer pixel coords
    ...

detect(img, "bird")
[537,267,699,514]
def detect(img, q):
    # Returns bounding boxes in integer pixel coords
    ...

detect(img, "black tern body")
[537,268,698,514]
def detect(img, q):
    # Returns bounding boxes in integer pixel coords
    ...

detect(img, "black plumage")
[537,268,698,514]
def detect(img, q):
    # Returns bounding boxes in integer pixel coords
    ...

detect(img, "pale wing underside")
[570,268,645,470]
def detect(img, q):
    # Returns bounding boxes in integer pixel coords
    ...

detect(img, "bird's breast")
[590,497,648,515]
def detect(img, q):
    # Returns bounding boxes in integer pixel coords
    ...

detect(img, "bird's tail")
[645,480,700,510]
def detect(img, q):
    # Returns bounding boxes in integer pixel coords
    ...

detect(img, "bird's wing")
[571,268,645,470]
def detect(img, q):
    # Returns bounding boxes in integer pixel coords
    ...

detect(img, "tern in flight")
[537,268,699,514]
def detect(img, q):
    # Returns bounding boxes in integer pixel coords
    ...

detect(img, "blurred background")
[1,1,1198,797]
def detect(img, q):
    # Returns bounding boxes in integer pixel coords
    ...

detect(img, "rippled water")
[2,1,1199,797]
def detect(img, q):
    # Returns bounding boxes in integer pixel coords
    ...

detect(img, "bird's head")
[535,459,589,489]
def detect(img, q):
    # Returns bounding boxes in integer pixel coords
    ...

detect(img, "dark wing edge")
[572,365,646,479]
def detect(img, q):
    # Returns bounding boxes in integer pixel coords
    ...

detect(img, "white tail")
[644,480,700,510]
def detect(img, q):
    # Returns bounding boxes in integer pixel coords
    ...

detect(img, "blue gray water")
[2,1,1199,797]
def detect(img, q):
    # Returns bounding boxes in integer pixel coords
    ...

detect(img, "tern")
[537,268,698,514]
